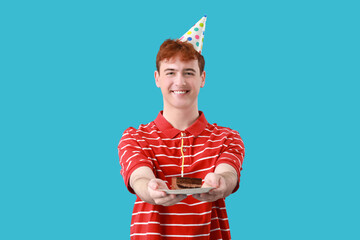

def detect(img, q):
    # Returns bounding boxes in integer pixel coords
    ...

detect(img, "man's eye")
[185,72,195,76]
[166,72,175,75]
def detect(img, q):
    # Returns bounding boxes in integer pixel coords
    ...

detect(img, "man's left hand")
[193,164,238,202]
[193,172,227,202]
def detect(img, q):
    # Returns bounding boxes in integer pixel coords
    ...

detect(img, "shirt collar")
[154,111,208,138]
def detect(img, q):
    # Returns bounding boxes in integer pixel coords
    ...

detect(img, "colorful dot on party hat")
[179,15,207,53]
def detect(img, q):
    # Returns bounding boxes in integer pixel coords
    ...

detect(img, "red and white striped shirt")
[118,111,245,239]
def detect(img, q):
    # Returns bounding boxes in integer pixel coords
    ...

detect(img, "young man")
[118,17,244,239]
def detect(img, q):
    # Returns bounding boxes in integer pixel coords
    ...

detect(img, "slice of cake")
[171,177,202,189]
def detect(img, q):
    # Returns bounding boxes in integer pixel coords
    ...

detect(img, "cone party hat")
[179,15,207,54]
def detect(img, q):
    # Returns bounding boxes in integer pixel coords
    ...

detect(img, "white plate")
[160,187,214,195]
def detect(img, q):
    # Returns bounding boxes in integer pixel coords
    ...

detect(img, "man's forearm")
[130,167,157,204]
[218,171,238,198]
[131,177,156,204]
[215,163,238,198]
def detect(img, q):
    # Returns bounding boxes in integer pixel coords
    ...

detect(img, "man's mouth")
[171,90,189,94]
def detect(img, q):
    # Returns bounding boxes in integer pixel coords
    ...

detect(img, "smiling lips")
[171,90,189,95]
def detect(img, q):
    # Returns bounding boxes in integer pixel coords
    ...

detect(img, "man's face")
[154,56,206,111]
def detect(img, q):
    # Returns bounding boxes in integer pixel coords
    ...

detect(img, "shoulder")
[205,122,240,137]
[121,121,157,139]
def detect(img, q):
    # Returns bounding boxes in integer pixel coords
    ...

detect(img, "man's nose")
[174,74,186,86]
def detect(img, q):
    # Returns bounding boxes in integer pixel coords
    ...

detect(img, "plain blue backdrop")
[1,0,359,239]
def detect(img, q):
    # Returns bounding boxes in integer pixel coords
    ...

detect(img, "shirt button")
[183,133,186,136]
[183,148,187,152]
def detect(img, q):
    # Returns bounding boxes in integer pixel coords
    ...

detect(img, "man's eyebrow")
[164,68,177,72]
[183,68,196,72]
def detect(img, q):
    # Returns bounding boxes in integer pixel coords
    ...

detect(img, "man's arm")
[130,166,187,206]
[193,163,238,202]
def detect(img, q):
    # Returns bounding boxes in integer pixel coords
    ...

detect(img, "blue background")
[1,0,359,239]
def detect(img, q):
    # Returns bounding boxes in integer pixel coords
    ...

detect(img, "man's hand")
[193,164,238,202]
[193,172,227,202]
[130,167,186,206]
[148,179,187,206]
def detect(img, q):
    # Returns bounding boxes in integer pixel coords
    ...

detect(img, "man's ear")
[200,71,206,88]
[154,71,160,88]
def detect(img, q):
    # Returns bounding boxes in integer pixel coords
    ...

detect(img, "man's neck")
[162,107,200,131]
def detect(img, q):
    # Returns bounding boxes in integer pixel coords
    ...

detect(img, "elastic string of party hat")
[180,132,185,177]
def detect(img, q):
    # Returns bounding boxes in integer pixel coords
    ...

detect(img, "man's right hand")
[130,166,187,206]
[148,179,187,206]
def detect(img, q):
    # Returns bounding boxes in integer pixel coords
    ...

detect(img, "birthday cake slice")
[171,177,202,189]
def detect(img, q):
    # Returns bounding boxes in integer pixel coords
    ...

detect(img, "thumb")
[211,176,221,188]
[214,177,221,188]
[204,173,220,188]
[148,179,159,190]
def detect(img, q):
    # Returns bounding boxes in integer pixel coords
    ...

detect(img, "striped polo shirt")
[118,111,245,239]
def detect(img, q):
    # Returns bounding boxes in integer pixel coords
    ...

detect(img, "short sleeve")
[118,127,154,194]
[216,130,245,193]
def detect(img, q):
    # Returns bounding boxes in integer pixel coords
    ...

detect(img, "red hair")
[156,39,205,74]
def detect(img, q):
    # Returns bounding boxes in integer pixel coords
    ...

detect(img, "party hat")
[179,15,207,54]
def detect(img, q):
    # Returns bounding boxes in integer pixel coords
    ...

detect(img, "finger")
[148,180,159,190]
[172,194,187,204]
[204,173,214,187]
[211,179,226,196]
[212,176,221,188]
[204,173,221,188]
[156,194,186,206]
[194,191,223,202]
[208,187,220,194]
[148,184,167,198]
[201,183,212,188]
[193,192,210,201]
[193,194,212,202]
[155,194,174,204]
[151,190,167,199]
[218,176,226,189]
[192,194,202,201]
[165,194,187,206]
